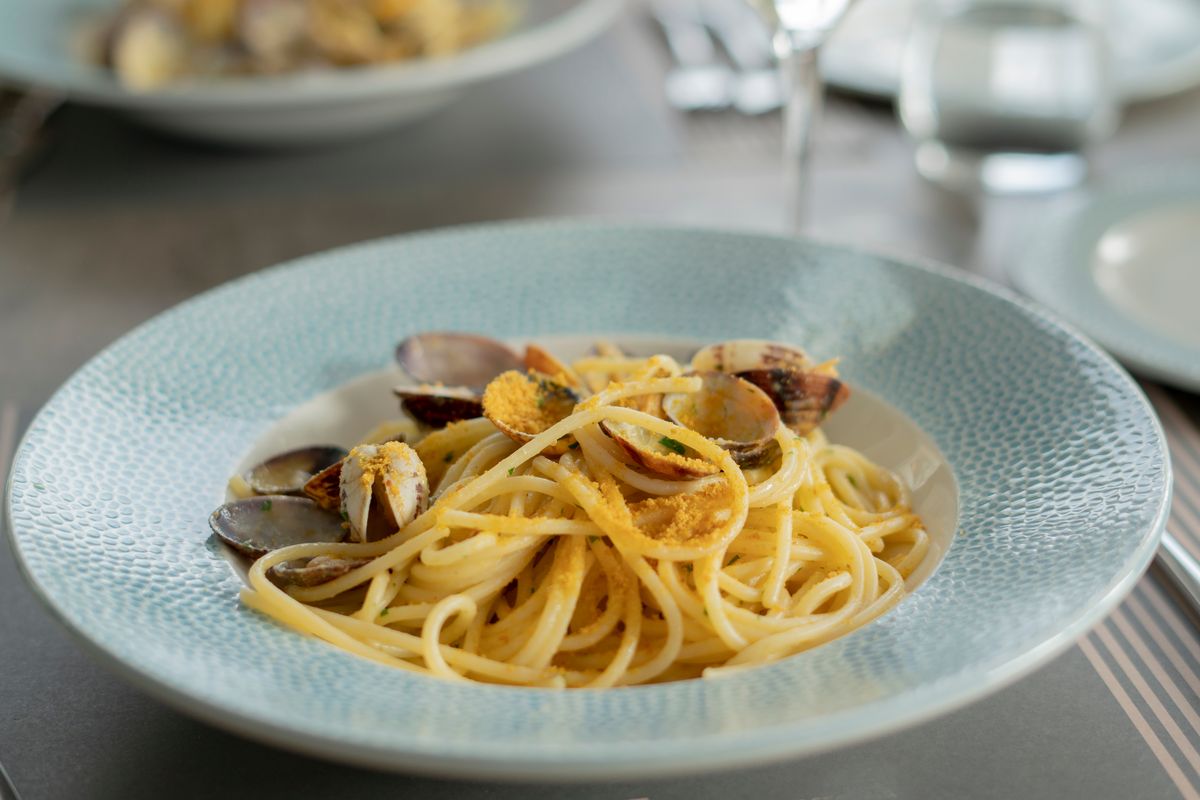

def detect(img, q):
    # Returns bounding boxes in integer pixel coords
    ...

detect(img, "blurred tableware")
[743,0,856,230]
[1159,533,1200,625]
[0,757,20,800]
[825,0,1200,103]
[1011,169,1200,391]
[649,0,736,111]
[6,222,1169,779]
[0,0,623,147]
[699,0,783,114]
[898,0,1118,194]
[0,87,60,219]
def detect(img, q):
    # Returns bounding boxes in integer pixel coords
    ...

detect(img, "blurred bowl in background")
[0,0,624,146]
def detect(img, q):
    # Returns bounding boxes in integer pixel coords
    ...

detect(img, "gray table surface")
[3,10,1200,800]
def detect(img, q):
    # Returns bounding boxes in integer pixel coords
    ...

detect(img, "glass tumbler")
[898,0,1119,194]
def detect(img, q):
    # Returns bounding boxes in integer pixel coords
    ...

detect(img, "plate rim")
[0,0,625,109]
[1009,171,1200,393]
[4,220,1172,779]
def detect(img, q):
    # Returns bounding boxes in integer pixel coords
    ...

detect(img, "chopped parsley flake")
[508,468,515,476]
[380,608,389,617]
[260,499,272,512]
[340,509,349,522]
[847,475,858,488]
[727,554,741,565]
[443,451,454,463]
[659,436,686,455]
[587,536,600,544]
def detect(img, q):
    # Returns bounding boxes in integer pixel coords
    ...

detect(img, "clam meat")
[340,441,429,542]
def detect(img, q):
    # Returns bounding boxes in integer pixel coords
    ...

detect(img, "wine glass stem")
[778,38,823,234]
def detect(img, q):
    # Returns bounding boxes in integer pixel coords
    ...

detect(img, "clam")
[396,332,523,389]
[690,340,849,435]
[393,385,483,427]
[108,8,190,91]
[482,371,580,452]
[244,445,347,496]
[661,372,782,467]
[209,496,347,559]
[394,332,524,428]
[340,441,429,542]
[736,369,850,435]
[524,344,583,389]
[602,420,719,479]
[269,555,371,588]
[690,339,814,374]
[302,458,343,511]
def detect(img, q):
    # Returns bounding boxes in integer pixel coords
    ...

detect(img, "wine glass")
[744,0,856,232]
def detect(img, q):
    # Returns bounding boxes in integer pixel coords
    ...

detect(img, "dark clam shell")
[268,555,371,588]
[244,445,347,496]
[394,386,484,428]
[395,332,523,390]
[736,369,850,435]
[209,496,347,559]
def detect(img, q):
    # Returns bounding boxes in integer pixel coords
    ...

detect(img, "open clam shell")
[209,496,347,559]
[524,344,583,389]
[302,459,343,512]
[396,332,523,390]
[736,369,850,435]
[602,420,718,479]
[244,445,347,496]
[339,442,429,543]
[662,371,782,467]
[690,340,814,374]
[482,370,581,453]
[394,385,483,427]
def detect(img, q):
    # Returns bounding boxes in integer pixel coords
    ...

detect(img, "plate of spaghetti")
[0,0,622,145]
[5,222,1170,778]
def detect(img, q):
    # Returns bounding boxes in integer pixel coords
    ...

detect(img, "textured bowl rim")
[0,0,625,110]
[4,220,1172,780]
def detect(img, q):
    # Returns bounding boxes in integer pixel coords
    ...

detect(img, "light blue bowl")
[5,223,1170,779]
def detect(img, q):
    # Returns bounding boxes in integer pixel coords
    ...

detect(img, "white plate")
[1010,171,1200,391]
[0,0,624,145]
[823,0,1200,103]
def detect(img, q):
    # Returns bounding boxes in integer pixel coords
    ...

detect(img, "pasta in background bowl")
[5,223,1168,779]
[0,0,623,144]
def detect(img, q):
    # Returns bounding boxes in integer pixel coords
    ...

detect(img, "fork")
[649,0,736,112]
[698,0,783,115]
